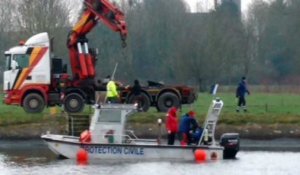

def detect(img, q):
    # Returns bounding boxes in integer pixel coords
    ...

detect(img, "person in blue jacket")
[192,126,203,144]
[236,76,250,112]
[179,111,198,145]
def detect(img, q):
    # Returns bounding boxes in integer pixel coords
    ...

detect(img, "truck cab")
[3,33,51,112]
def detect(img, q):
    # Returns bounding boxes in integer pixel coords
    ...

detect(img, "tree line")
[0,0,299,90]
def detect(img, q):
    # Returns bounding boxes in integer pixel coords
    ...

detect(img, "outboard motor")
[220,133,240,159]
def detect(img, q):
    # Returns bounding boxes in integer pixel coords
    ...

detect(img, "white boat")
[41,98,239,162]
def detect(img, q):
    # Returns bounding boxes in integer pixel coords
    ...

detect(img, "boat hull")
[42,134,224,162]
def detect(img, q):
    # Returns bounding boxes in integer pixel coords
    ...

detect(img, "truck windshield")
[5,55,11,70]
[13,54,30,68]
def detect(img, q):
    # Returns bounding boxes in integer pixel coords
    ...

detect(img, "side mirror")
[63,64,68,73]
[11,60,17,71]
[94,48,99,56]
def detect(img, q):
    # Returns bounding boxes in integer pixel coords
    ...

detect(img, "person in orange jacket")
[166,107,179,145]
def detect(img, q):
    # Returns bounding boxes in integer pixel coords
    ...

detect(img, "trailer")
[120,81,197,112]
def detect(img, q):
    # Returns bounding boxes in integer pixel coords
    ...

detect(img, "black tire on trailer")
[64,93,85,113]
[128,92,151,112]
[23,93,45,113]
[157,92,180,112]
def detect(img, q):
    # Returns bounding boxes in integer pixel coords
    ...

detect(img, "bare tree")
[13,0,73,58]
[16,0,71,35]
[0,0,17,82]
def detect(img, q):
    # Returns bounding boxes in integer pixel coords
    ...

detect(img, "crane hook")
[122,40,127,48]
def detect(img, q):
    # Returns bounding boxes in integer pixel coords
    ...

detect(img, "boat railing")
[125,130,138,139]
[125,130,158,144]
[63,135,80,140]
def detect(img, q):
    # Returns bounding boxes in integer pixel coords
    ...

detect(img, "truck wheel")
[157,92,180,112]
[64,93,85,113]
[23,93,45,113]
[128,92,150,112]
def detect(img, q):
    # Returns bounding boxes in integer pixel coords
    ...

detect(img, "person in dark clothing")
[192,126,203,144]
[236,76,250,112]
[132,79,141,96]
[179,111,199,145]
[131,79,142,111]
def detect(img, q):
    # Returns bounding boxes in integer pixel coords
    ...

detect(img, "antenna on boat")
[157,118,162,145]
[211,84,219,96]
[111,62,119,81]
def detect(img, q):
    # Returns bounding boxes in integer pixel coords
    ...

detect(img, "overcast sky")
[186,0,255,13]
[68,0,264,23]
[71,0,258,14]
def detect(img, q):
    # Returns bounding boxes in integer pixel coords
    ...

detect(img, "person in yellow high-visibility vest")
[106,75,119,103]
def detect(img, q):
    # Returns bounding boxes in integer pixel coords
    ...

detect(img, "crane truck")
[3,0,127,113]
[3,0,197,113]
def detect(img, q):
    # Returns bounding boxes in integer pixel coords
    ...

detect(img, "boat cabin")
[89,104,137,144]
[89,98,224,146]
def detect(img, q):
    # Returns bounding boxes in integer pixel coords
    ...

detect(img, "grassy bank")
[130,92,300,125]
[1,92,300,125]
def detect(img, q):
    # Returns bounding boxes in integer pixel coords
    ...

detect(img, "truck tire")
[157,92,180,112]
[64,93,85,113]
[128,92,150,112]
[23,93,45,113]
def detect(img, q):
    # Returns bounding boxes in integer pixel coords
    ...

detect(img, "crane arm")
[67,0,128,80]
[68,0,127,47]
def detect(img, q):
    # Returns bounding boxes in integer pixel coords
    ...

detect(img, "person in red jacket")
[166,107,179,145]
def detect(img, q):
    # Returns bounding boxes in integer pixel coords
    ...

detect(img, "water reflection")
[0,140,56,167]
[0,140,300,175]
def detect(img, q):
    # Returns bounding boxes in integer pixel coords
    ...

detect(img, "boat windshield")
[98,109,122,123]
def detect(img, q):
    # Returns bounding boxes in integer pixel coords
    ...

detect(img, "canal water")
[0,139,299,175]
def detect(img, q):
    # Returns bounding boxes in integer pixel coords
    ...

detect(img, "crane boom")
[67,0,128,80]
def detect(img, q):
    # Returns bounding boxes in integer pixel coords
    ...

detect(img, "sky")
[72,0,256,14]
[69,0,260,22]
[185,0,255,13]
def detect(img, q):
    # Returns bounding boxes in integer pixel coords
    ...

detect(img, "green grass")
[129,92,300,125]
[1,92,300,125]
[0,104,54,125]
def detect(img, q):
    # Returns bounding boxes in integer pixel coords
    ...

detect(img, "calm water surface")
[0,140,299,175]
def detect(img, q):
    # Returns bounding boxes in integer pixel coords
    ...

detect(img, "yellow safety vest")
[106,81,119,98]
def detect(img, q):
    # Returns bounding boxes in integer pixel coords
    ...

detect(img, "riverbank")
[127,123,300,139]
[1,121,300,140]
[1,92,300,139]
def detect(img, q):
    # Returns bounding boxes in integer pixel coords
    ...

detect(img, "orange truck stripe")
[29,48,42,65]
[14,48,48,90]
[14,68,30,90]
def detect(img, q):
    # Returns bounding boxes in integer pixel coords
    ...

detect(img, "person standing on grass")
[131,79,142,111]
[166,107,179,145]
[106,75,119,103]
[236,76,250,112]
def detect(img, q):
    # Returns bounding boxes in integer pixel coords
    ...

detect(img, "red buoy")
[194,149,207,163]
[77,148,89,165]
